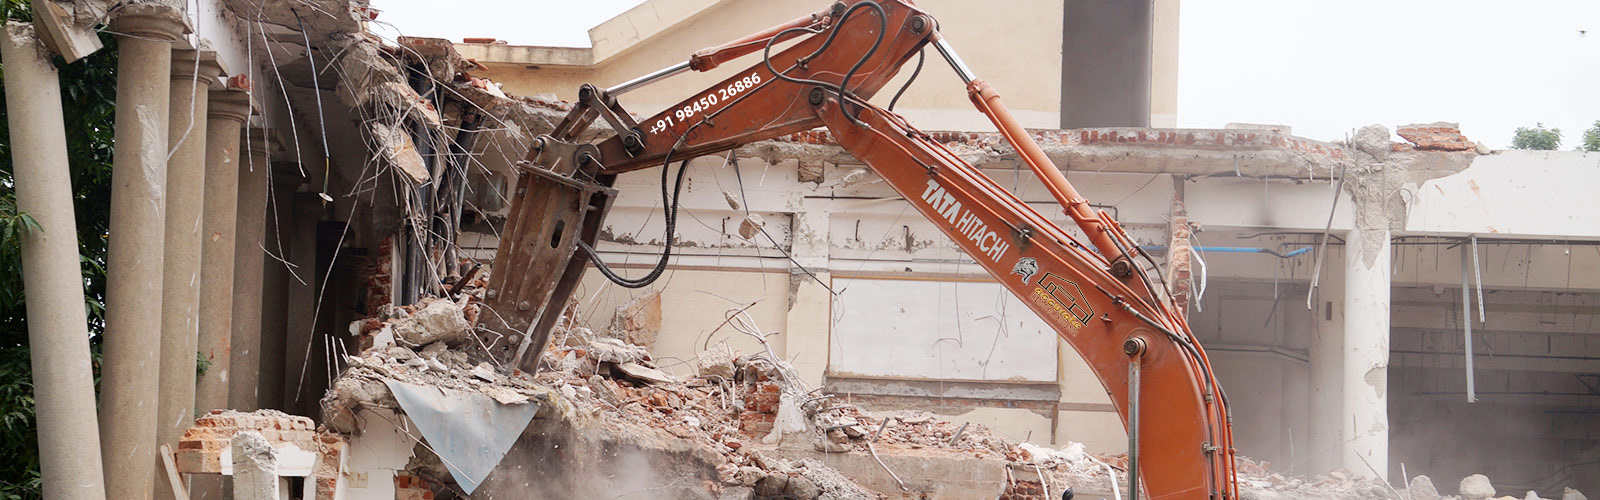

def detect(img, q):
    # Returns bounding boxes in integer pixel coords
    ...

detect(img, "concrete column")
[197,88,250,413]
[228,127,273,411]
[284,192,322,417]
[1061,0,1153,128]
[256,162,298,411]
[230,431,279,500]
[100,5,186,500]
[156,49,224,466]
[1,21,108,500]
[1308,249,1345,475]
[783,197,831,387]
[1342,228,1391,479]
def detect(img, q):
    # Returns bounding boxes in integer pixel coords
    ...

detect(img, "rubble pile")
[321,290,1586,500]
[1233,459,1395,500]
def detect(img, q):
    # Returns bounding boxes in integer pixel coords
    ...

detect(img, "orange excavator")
[478,1,1238,499]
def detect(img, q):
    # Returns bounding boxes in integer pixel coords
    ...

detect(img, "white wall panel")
[829,279,1057,382]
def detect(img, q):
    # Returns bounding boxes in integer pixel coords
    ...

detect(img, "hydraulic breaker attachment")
[480,104,620,372]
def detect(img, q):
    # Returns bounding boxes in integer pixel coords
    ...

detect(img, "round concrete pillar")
[1,21,110,500]
[157,48,224,454]
[99,4,186,499]
[201,88,251,412]
[228,127,276,411]
[182,86,247,418]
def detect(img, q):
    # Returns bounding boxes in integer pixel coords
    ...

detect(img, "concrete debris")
[365,121,430,183]
[822,167,876,189]
[1566,488,1589,500]
[323,293,1558,500]
[617,361,677,384]
[1353,124,1392,160]
[698,341,737,379]
[585,337,651,365]
[1461,474,1497,500]
[738,213,766,240]
[1530,491,1550,500]
[391,298,471,346]
[1411,474,1442,500]
[230,431,279,500]
[1397,122,1476,152]
[609,289,662,346]
[723,190,742,210]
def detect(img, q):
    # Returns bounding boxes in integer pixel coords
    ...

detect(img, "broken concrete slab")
[365,121,431,183]
[618,361,677,385]
[391,299,471,346]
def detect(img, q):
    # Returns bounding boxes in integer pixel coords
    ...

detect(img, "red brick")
[1397,122,1474,151]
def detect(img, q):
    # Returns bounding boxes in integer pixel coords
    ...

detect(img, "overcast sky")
[371,0,1597,148]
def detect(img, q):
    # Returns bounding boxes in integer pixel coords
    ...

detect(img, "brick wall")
[175,410,318,473]
[737,371,782,436]
[175,409,348,500]
[364,236,394,316]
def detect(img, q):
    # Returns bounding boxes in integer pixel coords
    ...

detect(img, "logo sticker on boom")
[1013,259,1093,332]
[1011,257,1039,284]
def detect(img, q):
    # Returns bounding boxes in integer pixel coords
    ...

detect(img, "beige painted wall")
[573,268,792,379]
[467,0,1066,131]
[1151,0,1180,127]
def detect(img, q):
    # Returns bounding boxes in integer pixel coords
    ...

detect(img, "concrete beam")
[99,4,185,499]
[1,20,108,500]
[28,0,105,63]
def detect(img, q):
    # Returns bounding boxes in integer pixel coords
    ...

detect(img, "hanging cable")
[583,4,888,288]
[888,48,925,112]
[578,131,695,288]
[762,0,887,126]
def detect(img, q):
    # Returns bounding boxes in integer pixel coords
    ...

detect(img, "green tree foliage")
[1510,123,1562,150]
[1580,121,1600,153]
[0,0,120,496]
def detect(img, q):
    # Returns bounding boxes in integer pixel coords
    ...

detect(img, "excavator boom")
[480,2,1239,499]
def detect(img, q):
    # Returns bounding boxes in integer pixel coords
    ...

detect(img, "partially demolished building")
[5,0,1598,499]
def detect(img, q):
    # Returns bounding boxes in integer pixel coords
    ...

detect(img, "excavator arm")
[481,2,1238,499]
